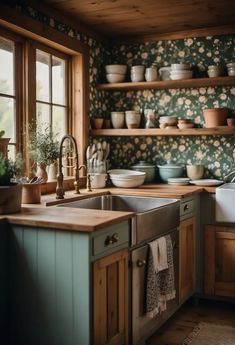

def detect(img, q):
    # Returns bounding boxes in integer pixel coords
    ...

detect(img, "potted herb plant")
[0,153,23,214]
[29,125,60,181]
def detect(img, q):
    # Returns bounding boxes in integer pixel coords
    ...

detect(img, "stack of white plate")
[105,64,127,83]
[170,63,193,80]
[167,177,190,185]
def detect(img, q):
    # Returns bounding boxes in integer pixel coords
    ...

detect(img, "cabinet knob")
[105,233,119,246]
[136,259,146,267]
[184,204,189,211]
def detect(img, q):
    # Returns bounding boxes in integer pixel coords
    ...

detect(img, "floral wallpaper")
[96,36,235,179]
[8,3,235,180]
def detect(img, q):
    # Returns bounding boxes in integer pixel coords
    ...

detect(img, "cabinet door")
[204,226,235,298]
[93,249,128,345]
[179,217,196,302]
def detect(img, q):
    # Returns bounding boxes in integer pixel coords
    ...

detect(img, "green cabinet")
[7,221,129,345]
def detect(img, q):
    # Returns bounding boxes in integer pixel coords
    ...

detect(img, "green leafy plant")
[0,153,23,186]
[29,125,60,166]
[0,130,5,138]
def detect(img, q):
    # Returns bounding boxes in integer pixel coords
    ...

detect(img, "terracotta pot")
[203,108,228,128]
[103,119,112,129]
[227,117,235,126]
[22,183,41,204]
[92,118,104,129]
[0,184,22,214]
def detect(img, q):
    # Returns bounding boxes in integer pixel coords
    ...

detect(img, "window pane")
[52,56,66,105]
[36,49,50,102]
[52,106,66,141]
[0,97,16,141]
[0,37,14,96]
[36,102,50,130]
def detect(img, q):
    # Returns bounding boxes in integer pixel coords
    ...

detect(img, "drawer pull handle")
[105,233,119,246]
[184,204,189,211]
[137,259,146,267]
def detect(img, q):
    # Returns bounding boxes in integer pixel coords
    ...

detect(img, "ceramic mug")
[145,67,158,81]
[186,165,204,180]
[90,173,107,188]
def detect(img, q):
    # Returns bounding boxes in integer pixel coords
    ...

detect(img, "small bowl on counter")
[157,161,184,182]
[108,169,146,188]
[130,161,156,183]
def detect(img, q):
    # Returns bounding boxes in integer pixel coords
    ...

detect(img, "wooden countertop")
[2,183,216,232]
[6,206,134,232]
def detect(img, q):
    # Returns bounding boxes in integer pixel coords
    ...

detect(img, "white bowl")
[111,112,125,129]
[170,71,193,80]
[105,64,127,74]
[131,74,144,82]
[159,116,178,125]
[171,63,191,70]
[108,169,146,187]
[227,69,235,76]
[106,73,125,83]
[131,65,145,73]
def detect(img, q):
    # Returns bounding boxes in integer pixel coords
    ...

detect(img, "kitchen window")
[0,22,88,175]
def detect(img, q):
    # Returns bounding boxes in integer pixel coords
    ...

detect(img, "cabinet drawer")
[180,199,194,218]
[93,223,129,257]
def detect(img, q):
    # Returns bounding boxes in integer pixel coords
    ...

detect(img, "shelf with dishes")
[90,126,235,137]
[96,76,235,91]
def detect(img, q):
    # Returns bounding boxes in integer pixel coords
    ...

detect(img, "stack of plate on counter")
[170,63,193,80]
[167,177,190,185]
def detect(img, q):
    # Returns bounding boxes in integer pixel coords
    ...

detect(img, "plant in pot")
[0,153,23,214]
[29,125,60,182]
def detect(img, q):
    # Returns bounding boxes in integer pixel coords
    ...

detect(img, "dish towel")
[146,234,176,318]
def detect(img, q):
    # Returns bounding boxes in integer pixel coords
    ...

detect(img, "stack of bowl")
[108,169,146,188]
[170,63,192,80]
[226,63,235,76]
[159,116,178,129]
[125,110,141,129]
[207,65,224,78]
[131,65,145,82]
[177,118,194,129]
[105,64,127,83]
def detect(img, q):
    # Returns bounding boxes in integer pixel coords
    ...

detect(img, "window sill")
[41,176,86,195]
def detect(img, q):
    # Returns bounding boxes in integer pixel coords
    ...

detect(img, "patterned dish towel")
[146,234,176,318]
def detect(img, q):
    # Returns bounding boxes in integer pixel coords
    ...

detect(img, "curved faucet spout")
[56,134,84,199]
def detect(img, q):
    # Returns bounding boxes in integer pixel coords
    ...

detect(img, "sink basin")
[216,183,235,222]
[59,195,180,245]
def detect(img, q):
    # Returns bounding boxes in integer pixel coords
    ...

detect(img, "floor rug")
[181,322,235,345]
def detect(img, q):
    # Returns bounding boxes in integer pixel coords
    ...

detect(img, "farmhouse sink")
[59,195,180,245]
[216,183,235,222]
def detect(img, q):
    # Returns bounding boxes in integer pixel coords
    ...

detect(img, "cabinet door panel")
[204,226,235,298]
[93,249,128,345]
[179,217,196,302]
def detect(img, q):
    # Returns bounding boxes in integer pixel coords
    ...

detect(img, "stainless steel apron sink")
[59,195,180,246]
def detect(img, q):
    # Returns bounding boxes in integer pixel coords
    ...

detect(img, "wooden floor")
[146,298,235,345]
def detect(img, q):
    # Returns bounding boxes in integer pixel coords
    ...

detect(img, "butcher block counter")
[0,183,216,231]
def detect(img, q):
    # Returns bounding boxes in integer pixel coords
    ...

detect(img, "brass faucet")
[56,134,86,199]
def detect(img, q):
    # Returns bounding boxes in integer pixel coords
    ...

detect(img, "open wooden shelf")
[96,76,235,91]
[91,126,235,137]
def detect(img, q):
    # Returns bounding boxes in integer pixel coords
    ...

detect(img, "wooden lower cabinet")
[179,217,196,302]
[204,225,235,298]
[93,249,128,345]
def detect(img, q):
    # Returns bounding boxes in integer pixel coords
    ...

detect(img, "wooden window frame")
[0,6,89,177]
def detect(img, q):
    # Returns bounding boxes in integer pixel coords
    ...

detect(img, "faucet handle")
[87,173,92,192]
